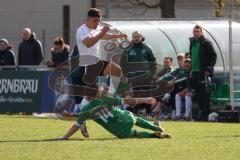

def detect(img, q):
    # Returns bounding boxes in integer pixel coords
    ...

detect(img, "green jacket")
[124,42,156,78]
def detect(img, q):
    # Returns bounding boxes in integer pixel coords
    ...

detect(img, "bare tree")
[126,0,176,18]
[210,0,240,17]
[211,0,225,17]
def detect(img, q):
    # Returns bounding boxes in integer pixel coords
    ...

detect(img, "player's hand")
[119,33,128,39]
[46,60,54,67]
[167,80,174,86]
[101,25,110,35]
[167,80,174,92]
[144,97,156,105]
[204,71,210,77]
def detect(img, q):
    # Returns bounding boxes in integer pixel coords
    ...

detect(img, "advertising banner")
[0,70,43,112]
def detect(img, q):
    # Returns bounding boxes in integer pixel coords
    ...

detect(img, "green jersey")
[124,43,156,78]
[191,39,200,72]
[160,67,190,89]
[76,97,136,138]
[171,68,190,90]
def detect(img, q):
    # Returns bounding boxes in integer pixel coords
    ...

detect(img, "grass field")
[0,115,239,160]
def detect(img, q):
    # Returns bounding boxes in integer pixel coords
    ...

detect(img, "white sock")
[171,110,176,118]
[163,93,171,100]
[108,75,121,95]
[185,95,192,118]
[175,93,182,117]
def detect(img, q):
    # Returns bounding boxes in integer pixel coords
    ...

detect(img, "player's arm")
[101,33,127,40]
[82,26,109,48]
[61,124,79,140]
[60,121,89,140]
[123,97,156,106]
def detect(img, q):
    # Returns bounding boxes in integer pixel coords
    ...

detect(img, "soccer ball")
[208,112,219,122]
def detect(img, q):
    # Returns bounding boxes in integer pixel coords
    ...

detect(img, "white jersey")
[76,24,101,59]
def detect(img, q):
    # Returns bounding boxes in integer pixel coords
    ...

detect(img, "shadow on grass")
[201,135,240,138]
[0,137,117,143]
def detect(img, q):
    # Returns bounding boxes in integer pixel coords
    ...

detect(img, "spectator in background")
[18,28,43,66]
[151,56,174,119]
[124,30,156,79]
[123,30,156,116]
[0,38,15,66]
[158,54,186,119]
[156,56,174,79]
[176,53,185,69]
[189,25,217,121]
[175,59,192,120]
[168,54,186,118]
[185,52,191,59]
[47,36,69,67]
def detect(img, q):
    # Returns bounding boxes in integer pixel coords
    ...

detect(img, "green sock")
[135,117,161,131]
[130,130,155,138]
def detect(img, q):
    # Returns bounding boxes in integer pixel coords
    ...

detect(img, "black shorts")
[70,60,110,86]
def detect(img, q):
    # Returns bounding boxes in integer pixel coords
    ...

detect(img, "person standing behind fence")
[124,31,156,79]
[123,31,156,115]
[46,36,69,67]
[18,28,43,66]
[0,38,15,66]
[189,25,217,121]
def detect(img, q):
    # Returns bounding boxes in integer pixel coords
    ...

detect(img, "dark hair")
[185,52,191,58]
[184,59,191,65]
[87,8,101,18]
[194,25,202,31]
[164,56,173,62]
[54,36,64,46]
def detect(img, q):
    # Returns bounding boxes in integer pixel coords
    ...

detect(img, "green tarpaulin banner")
[0,70,43,112]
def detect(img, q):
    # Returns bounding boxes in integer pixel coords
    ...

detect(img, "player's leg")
[60,123,80,140]
[60,121,89,140]
[103,61,124,95]
[185,95,192,119]
[130,129,171,138]
[135,116,163,132]
[175,93,182,118]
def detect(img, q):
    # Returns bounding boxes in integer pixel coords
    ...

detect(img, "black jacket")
[189,36,217,76]
[51,45,69,67]
[18,33,43,65]
[0,46,16,66]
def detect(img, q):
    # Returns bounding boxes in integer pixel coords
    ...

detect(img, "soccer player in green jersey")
[59,87,171,139]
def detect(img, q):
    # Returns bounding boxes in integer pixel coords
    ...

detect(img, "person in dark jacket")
[18,28,43,66]
[47,36,69,67]
[124,30,156,79]
[123,31,156,115]
[0,38,16,66]
[189,25,217,121]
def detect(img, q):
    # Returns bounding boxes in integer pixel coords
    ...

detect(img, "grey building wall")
[0,0,239,64]
[97,0,240,19]
[0,0,91,63]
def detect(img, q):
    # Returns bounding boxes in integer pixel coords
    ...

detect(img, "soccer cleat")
[154,131,171,138]
[80,122,89,138]
[153,120,160,127]
[153,121,164,133]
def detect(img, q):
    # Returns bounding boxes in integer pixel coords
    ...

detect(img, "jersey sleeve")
[102,96,122,106]
[76,27,89,42]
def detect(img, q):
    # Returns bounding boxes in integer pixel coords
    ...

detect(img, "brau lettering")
[0,79,38,94]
